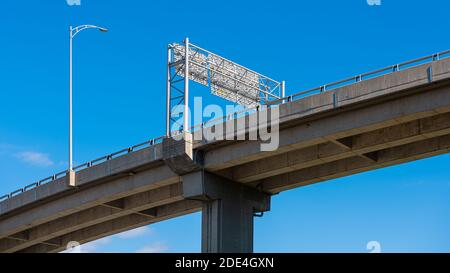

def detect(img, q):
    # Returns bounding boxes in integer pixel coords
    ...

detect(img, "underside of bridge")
[1,58,450,253]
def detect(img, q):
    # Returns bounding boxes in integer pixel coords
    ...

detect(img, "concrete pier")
[183,171,270,252]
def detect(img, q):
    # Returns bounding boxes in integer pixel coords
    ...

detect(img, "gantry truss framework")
[166,38,285,136]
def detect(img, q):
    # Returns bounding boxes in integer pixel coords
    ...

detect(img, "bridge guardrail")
[0,136,165,202]
[1,49,450,203]
[189,49,450,132]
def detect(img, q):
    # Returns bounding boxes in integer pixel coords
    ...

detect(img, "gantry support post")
[182,171,271,253]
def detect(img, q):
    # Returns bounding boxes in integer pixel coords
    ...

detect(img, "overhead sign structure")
[166,38,284,136]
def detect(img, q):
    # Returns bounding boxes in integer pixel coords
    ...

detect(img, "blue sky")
[1,0,450,252]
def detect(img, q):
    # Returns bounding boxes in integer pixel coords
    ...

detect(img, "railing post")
[166,45,172,137]
[184,37,190,134]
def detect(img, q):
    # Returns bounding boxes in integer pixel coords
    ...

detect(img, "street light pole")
[68,25,108,185]
[69,26,73,172]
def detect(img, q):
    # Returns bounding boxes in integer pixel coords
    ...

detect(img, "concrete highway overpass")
[1,55,450,253]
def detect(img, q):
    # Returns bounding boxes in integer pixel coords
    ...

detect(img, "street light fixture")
[68,24,108,185]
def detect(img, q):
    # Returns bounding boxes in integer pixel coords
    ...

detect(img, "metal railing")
[0,136,165,202]
[269,49,450,105]
[188,49,450,131]
[1,48,449,203]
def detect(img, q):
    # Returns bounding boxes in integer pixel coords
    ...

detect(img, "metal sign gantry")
[166,38,285,136]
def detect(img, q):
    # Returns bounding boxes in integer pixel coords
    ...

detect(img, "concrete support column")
[182,171,271,253]
[201,192,256,252]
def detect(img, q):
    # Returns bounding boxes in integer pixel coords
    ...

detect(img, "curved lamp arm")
[70,24,108,38]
